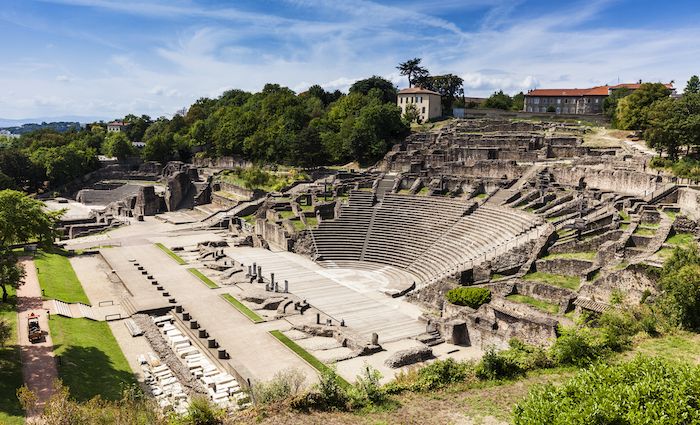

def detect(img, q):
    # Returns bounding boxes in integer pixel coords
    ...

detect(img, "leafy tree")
[512,91,525,111]
[0,190,60,302]
[616,82,672,130]
[306,85,342,106]
[428,74,464,113]
[603,87,632,125]
[103,132,134,160]
[685,75,700,95]
[0,318,10,347]
[402,102,421,123]
[349,76,398,104]
[122,114,152,143]
[658,246,700,329]
[0,172,13,190]
[483,90,513,110]
[396,57,429,87]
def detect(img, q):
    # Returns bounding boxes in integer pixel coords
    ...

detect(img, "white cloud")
[1,0,699,118]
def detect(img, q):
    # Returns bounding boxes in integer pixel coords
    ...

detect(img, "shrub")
[513,356,700,424]
[550,326,606,366]
[252,369,305,405]
[597,309,642,352]
[348,364,386,409]
[501,339,553,371]
[183,395,225,425]
[475,346,523,380]
[445,287,491,309]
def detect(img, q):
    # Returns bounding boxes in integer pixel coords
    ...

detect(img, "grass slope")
[188,268,219,289]
[522,271,580,291]
[506,294,560,314]
[155,243,186,265]
[35,251,90,304]
[221,294,263,323]
[0,286,24,425]
[269,330,349,387]
[50,316,135,401]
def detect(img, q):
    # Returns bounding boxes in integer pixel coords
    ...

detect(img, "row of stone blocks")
[175,305,228,360]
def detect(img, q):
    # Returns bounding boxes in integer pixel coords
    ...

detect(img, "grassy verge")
[667,232,695,246]
[35,251,90,304]
[221,294,263,323]
[50,316,135,401]
[154,243,186,265]
[0,286,24,425]
[269,330,349,387]
[628,332,700,364]
[542,251,596,261]
[187,268,219,289]
[506,294,560,314]
[633,227,656,236]
[522,271,580,291]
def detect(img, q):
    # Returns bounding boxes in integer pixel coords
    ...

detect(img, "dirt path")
[16,258,57,419]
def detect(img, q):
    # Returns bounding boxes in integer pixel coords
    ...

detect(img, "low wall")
[577,264,657,305]
[550,166,661,197]
[535,258,593,276]
[677,187,700,220]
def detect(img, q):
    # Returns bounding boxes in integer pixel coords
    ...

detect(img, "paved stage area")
[101,244,318,384]
[225,247,426,343]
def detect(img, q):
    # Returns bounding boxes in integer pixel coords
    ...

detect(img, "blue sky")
[0,0,699,120]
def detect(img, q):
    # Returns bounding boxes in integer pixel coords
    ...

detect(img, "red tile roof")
[527,83,674,97]
[108,121,127,126]
[398,87,441,96]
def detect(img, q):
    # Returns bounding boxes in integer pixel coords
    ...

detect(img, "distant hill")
[0,121,83,135]
[0,115,107,128]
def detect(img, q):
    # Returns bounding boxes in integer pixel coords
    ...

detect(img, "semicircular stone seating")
[311,190,542,287]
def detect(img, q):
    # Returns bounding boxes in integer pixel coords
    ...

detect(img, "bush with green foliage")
[386,358,475,393]
[445,287,491,309]
[513,356,700,424]
[549,325,606,367]
[657,246,700,330]
[252,369,305,405]
[475,346,524,380]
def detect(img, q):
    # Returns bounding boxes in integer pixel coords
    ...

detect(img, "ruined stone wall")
[535,258,594,276]
[254,220,290,251]
[577,264,658,305]
[677,187,700,220]
[548,230,623,254]
[513,280,575,310]
[439,160,526,180]
[550,166,661,196]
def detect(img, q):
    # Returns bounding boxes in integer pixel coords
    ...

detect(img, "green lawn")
[557,229,576,238]
[655,247,675,260]
[629,332,700,364]
[417,187,429,196]
[221,294,264,323]
[278,210,296,220]
[240,214,257,225]
[154,243,186,265]
[522,271,581,290]
[633,227,656,236]
[0,286,24,425]
[35,251,90,304]
[506,294,560,314]
[305,217,319,228]
[299,204,315,212]
[542,251,597,261]
[667,232,695,246]
[188,268,219,289]
[50,316,135,401]
[618,210,630,221]
[664,210,678,220]
[269,330,349,387]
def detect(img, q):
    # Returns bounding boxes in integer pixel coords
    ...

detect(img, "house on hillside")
[523,83,675,115]
[107,121,128,133]
[397,87,442,122]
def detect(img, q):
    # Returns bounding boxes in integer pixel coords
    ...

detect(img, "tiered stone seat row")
[361,194,469,268]
[406,206,541,284]
[312,191,375,261]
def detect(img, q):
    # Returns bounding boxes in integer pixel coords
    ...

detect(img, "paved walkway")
[101,244,319,385]
[16,258,57,419]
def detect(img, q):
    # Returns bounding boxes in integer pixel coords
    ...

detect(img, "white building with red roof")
[107,121,128,133]
[523,83,674,115]
[397,87,442,122]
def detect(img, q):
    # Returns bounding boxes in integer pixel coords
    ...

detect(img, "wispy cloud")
[0,0,698,118]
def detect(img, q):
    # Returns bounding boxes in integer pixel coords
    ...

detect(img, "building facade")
[397,87,442,122]
[107,121,128,132]
[524,83,674,115]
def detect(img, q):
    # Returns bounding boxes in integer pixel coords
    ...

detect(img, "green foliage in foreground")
[445,287,491,309]
[0,286,23,425]
[513,356,700,424]
[221,294,263,323]
[50,316,136,401]
[35,250,91,304]
[188,268,219,289]
[658,246,700,330]
[269,330,349,387]
[154,243,186,265]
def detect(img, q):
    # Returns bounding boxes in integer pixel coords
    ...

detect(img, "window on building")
[557,98,561,104]
[595,98,599,103]
[533,98,539,104]
[419,96,423,103]
[422,107,426,113]
[565,99,568,103]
